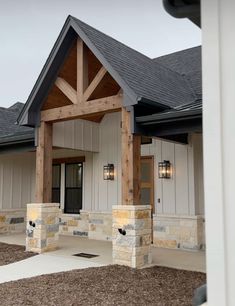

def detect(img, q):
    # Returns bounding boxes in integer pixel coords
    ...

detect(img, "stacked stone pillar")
[112,205,152,268]
[26,203,60,253]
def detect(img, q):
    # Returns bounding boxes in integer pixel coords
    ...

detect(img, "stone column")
[26,203,60,253]
[113,205,152,268]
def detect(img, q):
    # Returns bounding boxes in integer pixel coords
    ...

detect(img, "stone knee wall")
[59,211,112,241]
[0,209,26,234]
[153,214,205,250]
[112,205,152,268]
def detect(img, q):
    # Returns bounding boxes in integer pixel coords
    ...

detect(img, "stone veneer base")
[26,203,60,253]
[59,210,112,241]
[112,205,152,269]
[0,209,26,234]
[153,214,205,250]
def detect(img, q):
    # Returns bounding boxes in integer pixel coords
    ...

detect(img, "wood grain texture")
[83,66,107,101]
[41,94,122,123]
[77,39,88,103]
[121,107,141,205]
[35,122,53,203]
[55,77,77,104]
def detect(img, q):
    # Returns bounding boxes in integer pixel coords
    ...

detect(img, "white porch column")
[201,1,235,305]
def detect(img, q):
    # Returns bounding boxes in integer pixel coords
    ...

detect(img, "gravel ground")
[0,265,206,306]
[0,242,36,266]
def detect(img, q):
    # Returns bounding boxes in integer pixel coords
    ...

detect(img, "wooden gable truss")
[41,38,122,123]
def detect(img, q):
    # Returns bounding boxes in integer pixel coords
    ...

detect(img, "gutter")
[0,132,34,147]
[136,108,202,126]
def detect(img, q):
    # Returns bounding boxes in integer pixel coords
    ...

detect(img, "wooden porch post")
[121,107,141,205]
[35,121,53,203]
[113,107,151,268]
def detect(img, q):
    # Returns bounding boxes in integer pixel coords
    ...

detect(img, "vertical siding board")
[53,119,100,152]
[187,136,196,215]
[74,120,83,150]
[175,144,189,215]
[107,113,118,209]
[98,115,108,210]
[83,153,93,211]
[92,124,99,152]
[53,122,64,147]
[92,153,99,211]
[162,141,176,214]
[0,163,3,209]
[83,122,92,152]
[155,139,163,214]
[12,158,21,208]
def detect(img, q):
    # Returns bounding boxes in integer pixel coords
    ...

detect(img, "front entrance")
[140,156,154,239]
[52,162,83,214]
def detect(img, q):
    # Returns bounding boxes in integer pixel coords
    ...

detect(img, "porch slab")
[0,234,206,275]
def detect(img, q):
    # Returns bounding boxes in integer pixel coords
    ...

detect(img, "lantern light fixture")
[103,164,114,180]
[158,160,172,179]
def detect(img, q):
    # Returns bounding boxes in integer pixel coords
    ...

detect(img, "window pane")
[141,162,151,183]
[66,163,82,188]
[52,165,61,188]
[140,188,151,205]
[65,163,83,214]
[52,188,60,203]
[65,188,82,214]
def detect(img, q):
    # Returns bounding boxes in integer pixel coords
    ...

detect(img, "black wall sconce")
[158,160,172,179]
[103,164,114,180]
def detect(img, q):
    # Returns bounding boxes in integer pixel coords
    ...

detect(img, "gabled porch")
[16,16,204,269]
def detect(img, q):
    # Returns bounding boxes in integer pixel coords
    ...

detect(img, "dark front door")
[64,163,83,214]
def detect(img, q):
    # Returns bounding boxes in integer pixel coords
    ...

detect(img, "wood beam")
[121,107,141,205]
[41,94,122,123]
[77,39,88,103]
[55,77,77,104]
[83,66,107,101]
[35,121,53,203]
[53,156,85,165]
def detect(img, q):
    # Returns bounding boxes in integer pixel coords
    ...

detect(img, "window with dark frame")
[64,163,83,214]
[52,164,61,203]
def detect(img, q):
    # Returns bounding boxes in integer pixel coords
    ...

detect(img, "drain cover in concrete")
[73,253,99,258]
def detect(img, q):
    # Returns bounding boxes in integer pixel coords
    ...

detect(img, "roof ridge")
[153,45,201,61]
[71,16,153,61]
[72,16,188,81]
[72,16,190,92]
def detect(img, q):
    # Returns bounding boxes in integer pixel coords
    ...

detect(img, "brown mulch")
[0,242,36,266]
[0,265,205,306]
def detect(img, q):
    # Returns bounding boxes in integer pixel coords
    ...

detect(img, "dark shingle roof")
[153,46,201,101]
[0,103,34,144]
[18,16,201,126]
[72,17,196,108]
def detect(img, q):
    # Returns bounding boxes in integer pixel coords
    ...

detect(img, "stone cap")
[112,205,151,211]
[154,213,205,220]
[27,203,60,208]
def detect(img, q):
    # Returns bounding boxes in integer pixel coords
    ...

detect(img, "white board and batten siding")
[0,113,203,216]
[52,113,121,212]
[90,112,121,212]
[0,152,35,209]
[141,133,204,216]
[81,112,204,216]
[53,119,99,152]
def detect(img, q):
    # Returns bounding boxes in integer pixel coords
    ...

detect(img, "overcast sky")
[0,0,201,107]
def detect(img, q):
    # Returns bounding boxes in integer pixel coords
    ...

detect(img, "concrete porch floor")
[0,233,206,272]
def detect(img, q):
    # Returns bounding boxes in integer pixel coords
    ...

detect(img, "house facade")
[0,16,203,268]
